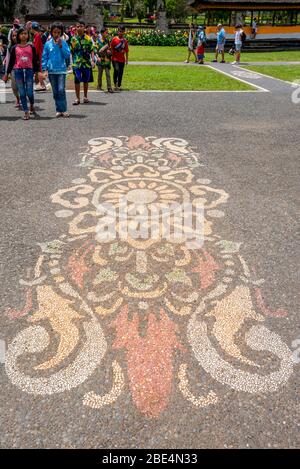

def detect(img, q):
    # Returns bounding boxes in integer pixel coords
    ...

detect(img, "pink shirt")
[14,45,33,69]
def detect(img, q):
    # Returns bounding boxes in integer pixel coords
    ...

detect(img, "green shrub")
[123,29,188,46]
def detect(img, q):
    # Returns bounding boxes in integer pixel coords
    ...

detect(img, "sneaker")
[184,60,189,63]
[231,61,239,65]
[212,59,218,63]
[220,60,226,63]
[62,112,70,118]
[56,112,63,118]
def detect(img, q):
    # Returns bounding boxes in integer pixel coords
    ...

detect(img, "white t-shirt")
[235,30,243,45]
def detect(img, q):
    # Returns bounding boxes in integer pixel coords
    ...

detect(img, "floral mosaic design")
[5,136,294,419]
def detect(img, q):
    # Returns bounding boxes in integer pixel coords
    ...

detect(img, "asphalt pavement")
[0,74,299,449]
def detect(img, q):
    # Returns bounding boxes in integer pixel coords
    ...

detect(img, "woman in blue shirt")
[42,22,71,117]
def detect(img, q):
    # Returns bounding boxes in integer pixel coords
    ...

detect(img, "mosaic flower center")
[126,189,158,204]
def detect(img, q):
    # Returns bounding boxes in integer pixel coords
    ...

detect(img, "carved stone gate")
[14,0,104,28]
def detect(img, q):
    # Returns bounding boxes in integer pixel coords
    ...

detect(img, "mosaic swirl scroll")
[5,136,293,419]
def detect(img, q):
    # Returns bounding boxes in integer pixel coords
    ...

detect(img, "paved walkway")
[208,62,293,93]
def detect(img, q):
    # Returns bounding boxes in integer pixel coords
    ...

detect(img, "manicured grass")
[84,66,254,91]
[244,65,300,83]
[129,46,300,63]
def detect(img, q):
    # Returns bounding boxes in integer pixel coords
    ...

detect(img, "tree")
[165,0,187,22]
[0,0,17,22]
[135,1,145,23]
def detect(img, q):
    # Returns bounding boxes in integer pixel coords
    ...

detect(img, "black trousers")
[113,61,125,87]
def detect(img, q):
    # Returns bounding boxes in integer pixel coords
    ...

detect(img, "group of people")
[0,19,129,120]
[185,23,247,65]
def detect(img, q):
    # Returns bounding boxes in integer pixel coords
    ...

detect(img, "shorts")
[235,43,242,52]
[197,45,205,60]
[73,67,91,84]
[216,43,225,51]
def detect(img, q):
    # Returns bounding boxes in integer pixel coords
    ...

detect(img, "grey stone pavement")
[0,68,299,449]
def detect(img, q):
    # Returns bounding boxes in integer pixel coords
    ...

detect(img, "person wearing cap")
[212,24,226,63]
[196,26,207,65]
[31,22,46,91]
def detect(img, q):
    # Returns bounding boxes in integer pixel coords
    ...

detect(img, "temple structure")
[14,0,120,28]
[189,0,300,38]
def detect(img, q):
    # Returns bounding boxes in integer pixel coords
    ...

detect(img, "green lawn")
[129,46,300,63]
[244,65,300,83]
[85,66,254,91]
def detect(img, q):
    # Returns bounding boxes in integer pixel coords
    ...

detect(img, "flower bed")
[123,29,189,46]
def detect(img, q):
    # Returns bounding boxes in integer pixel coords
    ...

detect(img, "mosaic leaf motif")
[4,136,294,418]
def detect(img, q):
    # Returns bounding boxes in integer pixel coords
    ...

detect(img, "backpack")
[241,31,247,43]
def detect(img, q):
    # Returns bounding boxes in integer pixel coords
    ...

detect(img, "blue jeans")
[14,68,34,112]
[49,74,67,113]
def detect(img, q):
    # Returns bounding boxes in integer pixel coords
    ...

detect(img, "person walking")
[8,19,20,43]
[70,20,95,105]
[212,24,226,63]
[4,30,20,108]
[42,22,71,118]
[196,26,207,65]
[251,18,258,39]
[110,25,128,92]
[232,24,245,65]
[31,22,46,91]
[184,24,197,63]
[4,27,39,120]
[95,28,113,93]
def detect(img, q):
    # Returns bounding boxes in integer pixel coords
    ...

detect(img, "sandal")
[73,99,80,106]
[23,112,30,120]
[83,97,90,103]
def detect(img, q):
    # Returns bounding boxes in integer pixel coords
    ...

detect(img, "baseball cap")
[31,22,41,31]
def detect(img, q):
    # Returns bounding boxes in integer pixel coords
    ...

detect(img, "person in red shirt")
[31,22,46,91]
[110,25,128,92]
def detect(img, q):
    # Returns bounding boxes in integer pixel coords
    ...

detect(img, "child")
[95,28,113,93]
[111,25,129,91]
[4,27,39,120]
[70,20,95,105]
[196,26,206,65]
[4,30,20,108]
[42,22,71,118]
